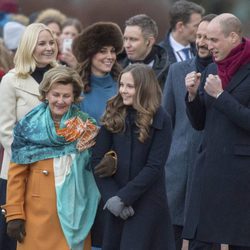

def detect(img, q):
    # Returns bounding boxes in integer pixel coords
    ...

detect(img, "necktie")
[182,48,191,60]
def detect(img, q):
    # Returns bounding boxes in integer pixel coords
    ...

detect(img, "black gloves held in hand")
[7,219,26,243]
[94,151,117,178]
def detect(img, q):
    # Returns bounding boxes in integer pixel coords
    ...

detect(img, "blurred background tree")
[1,0,250,40]
[190,0,250,35]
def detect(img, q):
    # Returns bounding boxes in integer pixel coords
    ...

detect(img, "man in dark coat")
[118,14,170,89]
[183,13,250,250]
[162,14,219,250]
[159,0,204,64]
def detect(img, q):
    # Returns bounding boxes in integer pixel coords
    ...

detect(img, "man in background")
[162,14,220,250]
[159,0,204,63]
[118,14,170,89]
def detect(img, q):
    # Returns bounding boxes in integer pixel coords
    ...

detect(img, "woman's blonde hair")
[39,65,83,103]
[14,23,58,78]
[102,63,162,142]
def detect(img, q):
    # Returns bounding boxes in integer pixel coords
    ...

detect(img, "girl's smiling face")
[119,72,136,106]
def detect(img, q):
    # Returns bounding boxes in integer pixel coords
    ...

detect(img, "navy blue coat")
[92,106,176,250]
[183,62,250,246]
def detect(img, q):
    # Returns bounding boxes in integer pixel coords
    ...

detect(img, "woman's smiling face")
[46,83,74,121]
[33,30,58,67]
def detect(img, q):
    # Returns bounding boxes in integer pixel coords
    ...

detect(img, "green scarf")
[11,102,95,164]
[11,102,100,250]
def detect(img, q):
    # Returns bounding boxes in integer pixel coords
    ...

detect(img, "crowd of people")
[0,1,250,250]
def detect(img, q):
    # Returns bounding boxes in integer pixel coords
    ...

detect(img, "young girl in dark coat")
[92,63,176,250]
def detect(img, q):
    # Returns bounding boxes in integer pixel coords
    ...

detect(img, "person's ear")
[147,37,155,47]
[230,32,240,45]
[176,21,184,32]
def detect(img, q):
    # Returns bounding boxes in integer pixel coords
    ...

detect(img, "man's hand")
[185,71,201,101]
[204,74,223,98]
[103,196,124,217]
[7,219,26,243]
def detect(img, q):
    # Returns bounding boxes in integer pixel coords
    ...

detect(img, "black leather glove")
[119,206,135,220]
[94,151,117,178]
[103,196,124,216]
[7,219,26,243]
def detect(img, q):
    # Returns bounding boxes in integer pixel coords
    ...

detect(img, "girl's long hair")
[102,63,162,142]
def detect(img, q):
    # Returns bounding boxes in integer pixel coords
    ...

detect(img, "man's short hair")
[170,0,205,30]
[125,14,158,39]
[220,15,242,37]
[200,14,217,23]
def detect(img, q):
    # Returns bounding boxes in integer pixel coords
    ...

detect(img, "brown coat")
[3,158,91,250]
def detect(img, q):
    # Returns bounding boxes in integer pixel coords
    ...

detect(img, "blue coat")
[162,58,203,226]
[79,73,118,246]
[92,106,176,250]
[80,73,117,125]
[183,62,250,246]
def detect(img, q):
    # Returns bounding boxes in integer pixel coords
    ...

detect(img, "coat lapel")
[16,75,40,96]
[186,58,196,72]
[225,63,250,93]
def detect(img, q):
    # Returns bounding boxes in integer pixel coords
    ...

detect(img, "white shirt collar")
[169,33,192,62]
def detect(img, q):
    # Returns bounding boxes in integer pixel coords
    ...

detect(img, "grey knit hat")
[3,21,26,50]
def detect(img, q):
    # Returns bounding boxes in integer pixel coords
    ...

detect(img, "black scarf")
[129,47,156,65]
[195,55,213,73]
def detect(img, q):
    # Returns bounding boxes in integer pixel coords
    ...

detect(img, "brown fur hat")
[72,21,123,62]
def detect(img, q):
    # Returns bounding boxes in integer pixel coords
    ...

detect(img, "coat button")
[1,208,6,216]
[42,170,49,176]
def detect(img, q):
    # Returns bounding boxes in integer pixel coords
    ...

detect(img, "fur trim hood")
[72,21,123,62]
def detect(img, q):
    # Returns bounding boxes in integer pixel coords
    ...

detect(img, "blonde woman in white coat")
[0,22,58,250]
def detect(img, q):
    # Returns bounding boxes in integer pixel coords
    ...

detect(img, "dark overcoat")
[183,62,250,247]
[92,107,176,250]
[162,58,203,226]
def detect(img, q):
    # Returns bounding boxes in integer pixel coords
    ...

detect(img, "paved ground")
[182,240,228,250]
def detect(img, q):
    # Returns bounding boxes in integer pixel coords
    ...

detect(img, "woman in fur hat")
[72,21,123,249]
[72,21,123,125]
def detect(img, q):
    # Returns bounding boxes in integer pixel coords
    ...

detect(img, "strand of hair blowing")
[102,95,126,133]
